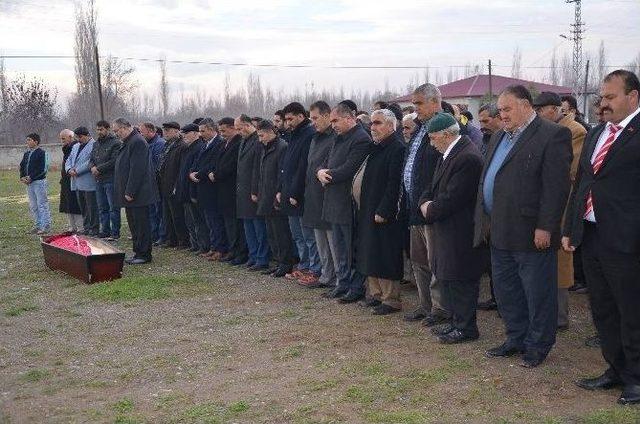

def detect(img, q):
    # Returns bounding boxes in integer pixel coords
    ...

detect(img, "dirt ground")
[1,170,639,424]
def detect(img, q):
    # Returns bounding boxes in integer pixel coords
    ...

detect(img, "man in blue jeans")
[19,133,52,235]
[139,122,166,245]
[90,120,122,240]
[278,102,321,282]
[234,115,270,269]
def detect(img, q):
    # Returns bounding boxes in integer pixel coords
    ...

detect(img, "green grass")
[4,304,39,317]
[85,273,202,302]
[113,398,135,414]
[169,400,250,423]
[20,368,50,382]
[364,410,431,424]
[582,407,640,424]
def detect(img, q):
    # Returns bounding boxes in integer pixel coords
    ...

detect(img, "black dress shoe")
[125,257,151,265]
[372,304,400,315]
[576,372,623,391]
[403,309,427,322]
[248,264,268,272]
[338,292,364,304]
[618,384,640,405]
[359,298,382,308]
[421,314,451,327]
[485,342,524,358]
[520,351,546,368]
[230,257,248,266]
[438,329,479,344]
[321,288,347,299]
[272,266,292,278]
[477,299,498,311]
[585,335,601,348]
[260,266,278,275]
[568,283,583,292]
[431,324,454,336]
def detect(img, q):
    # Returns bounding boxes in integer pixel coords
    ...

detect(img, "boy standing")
[19,133,52,235]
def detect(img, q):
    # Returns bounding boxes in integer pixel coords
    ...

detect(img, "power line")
[0,54,633,70]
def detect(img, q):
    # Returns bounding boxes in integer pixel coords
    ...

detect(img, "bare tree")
[560,52,573,87]
[71,0,100,124]
[548,49,559,85]
[101,55,136,119]
[159,55,169,117]
[0,58,6,113]
[626,52,640,77]
[3,75,59,144]
[596,41,607,85]
[511,46,522,79]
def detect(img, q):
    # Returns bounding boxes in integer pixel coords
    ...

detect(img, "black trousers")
[77,190,99,235]
[125,206,152,260]
[184,202,210,251]
[442,279,480,337]
[223,214,247,260]
[573,245,586,286]
[582,222,640,385]
[265,215,295,268]
[163,195,189,246]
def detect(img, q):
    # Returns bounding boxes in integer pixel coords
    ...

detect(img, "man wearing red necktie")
[563,69,640,405]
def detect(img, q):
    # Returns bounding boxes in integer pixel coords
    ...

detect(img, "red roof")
[393,74,573,102]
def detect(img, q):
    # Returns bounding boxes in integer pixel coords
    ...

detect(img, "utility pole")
[488,59,493,102]
[94,45,105,121]
[566,0,585,96]
[583,59,590,118]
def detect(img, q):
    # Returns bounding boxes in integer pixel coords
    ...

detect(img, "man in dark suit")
[157,122,190,249]
[474,85,572,368]
[420,112,484,343]
[317,103,371,302]
[235,115,270,271]
[279,102,319,282]
[190,118,228,260]
[563,70,640,405]
[112,118,158,265]
[212,117,247,265]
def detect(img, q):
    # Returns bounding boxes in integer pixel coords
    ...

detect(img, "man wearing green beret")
[419,113,484,343]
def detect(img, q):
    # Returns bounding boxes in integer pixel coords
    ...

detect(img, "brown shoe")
[297,273,320,287]
[208,251,223,261]
[285,269,305,280]
[200,250,215,258]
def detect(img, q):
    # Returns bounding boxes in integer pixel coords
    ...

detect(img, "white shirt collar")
[443,135,462,160]
[612,105,640,131]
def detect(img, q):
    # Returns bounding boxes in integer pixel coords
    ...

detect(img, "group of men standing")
[19,68,640,406]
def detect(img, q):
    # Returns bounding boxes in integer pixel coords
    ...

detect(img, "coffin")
[41,233,125,283]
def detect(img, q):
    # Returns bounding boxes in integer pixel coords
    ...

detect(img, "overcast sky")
[1,0,639,106]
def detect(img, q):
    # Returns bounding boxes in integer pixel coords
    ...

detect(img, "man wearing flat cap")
[420,113,484,343]
[534,91,587,331]
[158,122,190,249]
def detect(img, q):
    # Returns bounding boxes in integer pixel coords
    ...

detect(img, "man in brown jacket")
[534,92,586,330]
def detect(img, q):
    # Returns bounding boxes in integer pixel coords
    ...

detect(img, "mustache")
[601,107,613,114]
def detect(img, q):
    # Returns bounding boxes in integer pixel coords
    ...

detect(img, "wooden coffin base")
[41,233,125,284]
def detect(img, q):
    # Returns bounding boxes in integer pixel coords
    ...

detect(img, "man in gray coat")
[301,100,336,288]
[317,102,371,302]
[65,126,98,236]
[113,118,158,264]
